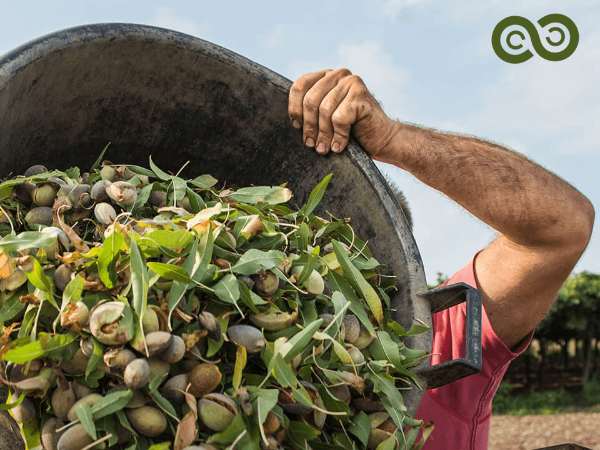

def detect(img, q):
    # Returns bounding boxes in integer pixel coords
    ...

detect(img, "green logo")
[492,14,579,64]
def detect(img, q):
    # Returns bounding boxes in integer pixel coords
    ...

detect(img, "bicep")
[473,235,579,350]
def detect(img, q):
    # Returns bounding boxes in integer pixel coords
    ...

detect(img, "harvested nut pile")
[0,148,430,450]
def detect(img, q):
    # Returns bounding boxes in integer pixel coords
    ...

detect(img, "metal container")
[0,23,481,443]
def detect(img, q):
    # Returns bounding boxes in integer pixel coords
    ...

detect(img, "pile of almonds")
[0,157,428,450]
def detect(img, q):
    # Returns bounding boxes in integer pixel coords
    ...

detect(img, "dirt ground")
[488,412,600,449]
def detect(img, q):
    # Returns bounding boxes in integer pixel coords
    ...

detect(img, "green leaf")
[387,320,430,337]
[229,186,292,205]
[129,237,149,317]
[326,270,375,335]
[75,403,97,440]
[98,231,124,289]
[272,353,298,388]
[207,413,247,446]
[238,280,265,313]
[287,421,319,448]
[293,222,311,252]
[91,389,134,420]
[381,396,406,431]
[131,183,156,215]
[367,371,407,414]
[231,249,286,276]
[369,331,404,373]
[125,164,156,179]
[19,415,42,449]
[85,338,104,380]
[256,389,279,425]
[171,176,188,202]
[281,319,323,363]
[148,262,194,284]
[62,274,85,306]
[3,332,77,364]
[90,143,111,172]
[189,226,215,284]
[0,231,57,252]
[295,246,320,286]
[349,410,371,448]
[149,156,171,181]
[0,391,26,411]
[214,274,241,313]
[332,240,383,324]
[1,291,26,322]
[23,257,53,295]
[186,187,206,212]
[299,173,332,216]
[189,174,218,189]
[375,437,397,450]
[147,443,172,450]
[150,389,179,422]
[65,166,81,180]
[98,415,119,447]
[318,384,350,418]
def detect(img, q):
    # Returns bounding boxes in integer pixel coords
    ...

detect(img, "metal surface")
[0,23,482,440]
[414,283,483,389]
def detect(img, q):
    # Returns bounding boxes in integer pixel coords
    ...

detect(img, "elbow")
[566,196,595,257]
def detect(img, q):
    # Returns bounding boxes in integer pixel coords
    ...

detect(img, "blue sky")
[1,0,598,283]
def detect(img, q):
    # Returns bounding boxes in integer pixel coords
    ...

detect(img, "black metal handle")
[412,282,482,390]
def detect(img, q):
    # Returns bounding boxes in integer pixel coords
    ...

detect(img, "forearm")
[378,121,594,249]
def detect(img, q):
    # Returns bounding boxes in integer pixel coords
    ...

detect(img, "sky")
[0,0,598,284]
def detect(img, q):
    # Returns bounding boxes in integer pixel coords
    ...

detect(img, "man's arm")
[288,69,595,350]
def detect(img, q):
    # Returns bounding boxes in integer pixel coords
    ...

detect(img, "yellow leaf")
[186,203,224,231]
[0,253,13,280]
[233,344,247,390]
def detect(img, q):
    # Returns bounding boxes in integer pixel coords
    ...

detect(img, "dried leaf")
[174,410,197,450]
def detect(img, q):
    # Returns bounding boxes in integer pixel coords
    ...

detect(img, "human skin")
[288,68,595,350]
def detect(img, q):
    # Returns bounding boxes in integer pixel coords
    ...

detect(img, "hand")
[288,69,398,160]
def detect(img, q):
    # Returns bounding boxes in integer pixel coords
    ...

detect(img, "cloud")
[463,29,600,155]
[264,25,287,50]
[440,0,600,23]
[150,7,202,37]
[376,0,433,20]
[288,40,411,118]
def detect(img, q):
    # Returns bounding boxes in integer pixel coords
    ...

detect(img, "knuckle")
[318,100,333,117]
[302,92,320,112]
[334,68,352,77]
[348,74,365,86]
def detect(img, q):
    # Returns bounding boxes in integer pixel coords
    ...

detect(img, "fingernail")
[306,137,315,147]
[316,143,326,154]
[292,119,301,129]
[332,142,340,153]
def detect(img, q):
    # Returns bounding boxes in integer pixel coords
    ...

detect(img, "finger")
[288,70,331,130]
[301,68,352,148]
[315,83,352,154]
